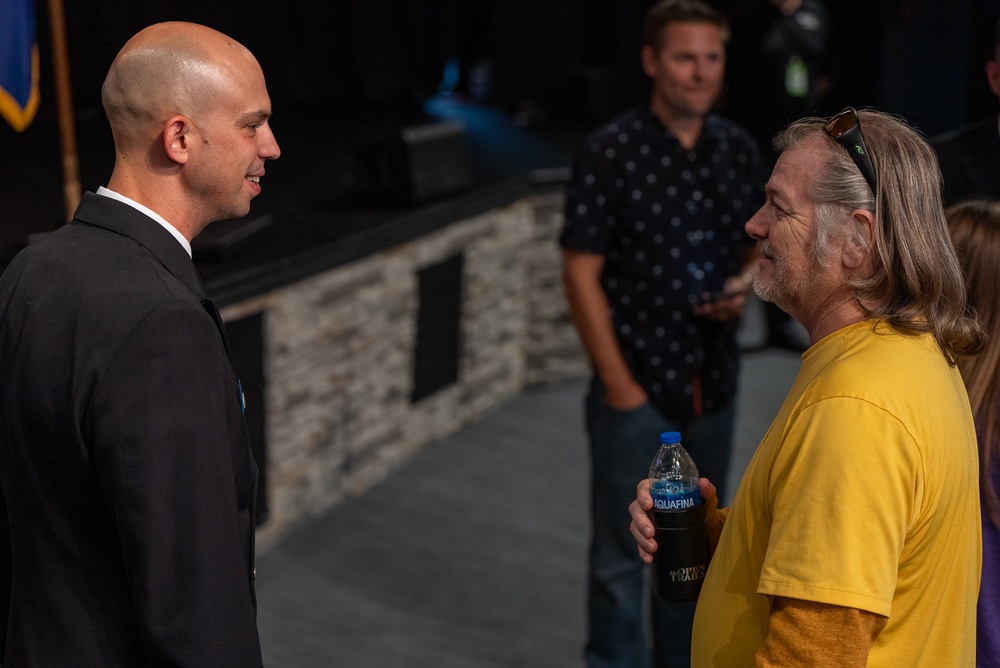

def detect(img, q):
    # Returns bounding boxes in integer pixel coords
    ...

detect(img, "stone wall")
[222,191,587,546]
[525,191,590,385]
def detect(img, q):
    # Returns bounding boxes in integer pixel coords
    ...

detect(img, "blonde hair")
[948,199,1000,525]
[642,0,730,49]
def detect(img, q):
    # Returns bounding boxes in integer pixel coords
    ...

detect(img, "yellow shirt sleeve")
[757,396,921,616]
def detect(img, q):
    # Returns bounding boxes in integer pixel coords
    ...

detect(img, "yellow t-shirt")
[692,320,981,667]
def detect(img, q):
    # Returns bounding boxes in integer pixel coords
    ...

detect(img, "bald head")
[100,21,279,237]
[102,22,260,149]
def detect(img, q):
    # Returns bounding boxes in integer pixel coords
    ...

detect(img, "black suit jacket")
[933,115,1000,207]
[0,193,262,666]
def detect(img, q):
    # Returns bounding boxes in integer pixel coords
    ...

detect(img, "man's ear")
[987,58,1000,99]
[640,44,658,79]
[162,115,192,165]
[843,208,876,270]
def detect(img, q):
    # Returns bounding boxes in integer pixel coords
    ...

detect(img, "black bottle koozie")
[651,501,710,601]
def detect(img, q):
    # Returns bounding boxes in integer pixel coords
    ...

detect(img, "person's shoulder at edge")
[10,218,200,320]
[0,220,96,290]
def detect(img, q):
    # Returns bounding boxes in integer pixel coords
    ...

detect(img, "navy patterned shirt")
[561,106,765,422]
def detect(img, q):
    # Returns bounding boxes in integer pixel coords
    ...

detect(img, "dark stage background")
[2,0,1000,256]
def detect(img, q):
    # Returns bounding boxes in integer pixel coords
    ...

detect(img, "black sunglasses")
[824,107,878,194]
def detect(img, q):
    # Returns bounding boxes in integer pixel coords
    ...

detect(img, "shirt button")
[253,567,257,580]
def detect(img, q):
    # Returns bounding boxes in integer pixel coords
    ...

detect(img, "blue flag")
[0,0,39,132]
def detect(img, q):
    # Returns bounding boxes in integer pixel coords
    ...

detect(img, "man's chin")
[752,279,780,306]
[754,281,802,317]
[225,201,253,222]
[685,96,721,116]
[751,283,772,303]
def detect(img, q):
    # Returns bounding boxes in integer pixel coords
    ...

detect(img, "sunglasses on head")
[824,107,877,195]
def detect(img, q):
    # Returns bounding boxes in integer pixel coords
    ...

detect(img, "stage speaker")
[351,119,473,205]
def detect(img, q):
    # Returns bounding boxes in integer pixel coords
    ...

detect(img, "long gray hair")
[773,109,984,363]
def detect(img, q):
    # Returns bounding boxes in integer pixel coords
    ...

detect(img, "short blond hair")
[642,0,730,50]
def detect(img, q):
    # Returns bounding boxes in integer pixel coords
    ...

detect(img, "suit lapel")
[201,297,235,364]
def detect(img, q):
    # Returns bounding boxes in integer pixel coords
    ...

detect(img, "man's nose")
[260,126,281,160]
[745,207,767,240]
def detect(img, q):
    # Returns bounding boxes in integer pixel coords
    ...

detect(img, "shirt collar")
[645,107,723,149]
[95,186,192,258]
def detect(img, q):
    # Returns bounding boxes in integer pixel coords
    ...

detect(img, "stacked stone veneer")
[222,191,588,545]
[524,191,590,385]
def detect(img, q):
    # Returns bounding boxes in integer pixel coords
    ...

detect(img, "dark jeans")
[584,381,735,668]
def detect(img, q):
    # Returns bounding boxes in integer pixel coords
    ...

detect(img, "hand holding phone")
[693,279,750,321]
[700,286,749,304]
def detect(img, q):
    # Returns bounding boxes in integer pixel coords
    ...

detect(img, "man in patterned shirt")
[560,1,764,666]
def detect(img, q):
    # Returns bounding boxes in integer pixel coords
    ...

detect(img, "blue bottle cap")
[660,431,681,444]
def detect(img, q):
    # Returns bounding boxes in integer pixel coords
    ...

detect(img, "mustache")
[757,240,774,259]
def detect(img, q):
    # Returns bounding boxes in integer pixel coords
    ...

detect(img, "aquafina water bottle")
[648,431,710,601]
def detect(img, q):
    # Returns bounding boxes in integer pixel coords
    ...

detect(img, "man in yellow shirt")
[630,108,984,666]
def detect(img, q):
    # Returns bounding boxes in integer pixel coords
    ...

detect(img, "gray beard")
[753,239,811,314]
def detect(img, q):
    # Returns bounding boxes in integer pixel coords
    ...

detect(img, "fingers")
[699,477,724,534]
[603,381,648,411]
[699,477,719,515]
[630,479,657,562]
[628,503,656,563]
[692,292,747,321]
[698,477,717,503]
[713,292,747,319]
[630,519,656,563]
[636,478,652,508]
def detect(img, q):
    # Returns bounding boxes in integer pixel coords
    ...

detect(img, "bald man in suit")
[0,22,280,666]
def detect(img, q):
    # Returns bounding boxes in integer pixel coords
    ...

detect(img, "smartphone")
[700,287,749,304]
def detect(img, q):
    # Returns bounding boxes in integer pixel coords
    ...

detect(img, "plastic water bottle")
[648,431,710,601]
